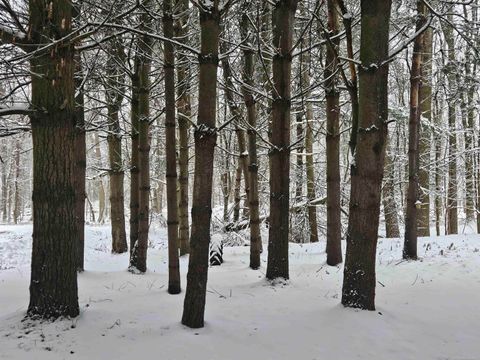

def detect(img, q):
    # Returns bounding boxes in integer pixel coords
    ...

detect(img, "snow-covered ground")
[0,224,479,360]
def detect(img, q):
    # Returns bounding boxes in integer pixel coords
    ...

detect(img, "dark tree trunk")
[341,0,392,311]
[164,0,181,294]
[181,0,220,329]
[417,26,432,237]
[130,0,152,272]
[266,0,298,281]
[240,9,262,269]
[174,0,191,255]
[129,55,140,258]
[28,0,79,318]
[404,0,427,260]
[74,52,86,271]
[325,0,342,266]
[106,39,127,254]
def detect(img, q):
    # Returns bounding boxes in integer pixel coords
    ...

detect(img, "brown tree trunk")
[74,52,86,271]
[174,0,191,255]
[240,9,262,269]
[404,1,426,259]
[181,0,220,329]
[417,26,433,237]
[28,0,79,318]
[106,39,127,254]
[266,0,298,281]
[164,0,181,293]
[341,0,392,310]
[129,53,140,258]
[130,1,152,272]
[325,0,342,265]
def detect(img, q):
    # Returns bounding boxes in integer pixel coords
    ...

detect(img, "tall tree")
[325,0,342,265]
[240,7,262,269]
[266,0,298,281]
[164,0,181,293]
[182,0,221,328]
[105,37,128,254]
[404,0,427,260]
[130,0,153,273]
[129,46,140,258]
[341,0,392,310]
[174,0,191,255]
[441,14,458,235]
[74,51,86,271]
[417,26,433,237]
[27,0,80,318]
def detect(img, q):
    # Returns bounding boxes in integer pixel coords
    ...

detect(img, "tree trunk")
[341,0,392,311]
[106,38,127,254]
[266,0,298,281]
[404,1,426,259]
[130,2,152,272]
[240,9,262,269]
[164,0,181,293]
[181,0,220,329]
[28,0,79,318]
[174,0,191,255]
[130,53,140,258]
[74,52,86,271]
[417,26,432,237]
[442,16,458,235]
[325,0,342,265]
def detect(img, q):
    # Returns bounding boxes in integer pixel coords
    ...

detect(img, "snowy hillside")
[1,224,479,360]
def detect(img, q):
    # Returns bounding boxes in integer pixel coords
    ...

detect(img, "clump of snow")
[0,224,479,359]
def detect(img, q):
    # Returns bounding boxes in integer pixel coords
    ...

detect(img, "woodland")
[0,0,479,359]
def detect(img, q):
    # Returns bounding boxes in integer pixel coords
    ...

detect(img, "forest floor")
[0,223,479,360]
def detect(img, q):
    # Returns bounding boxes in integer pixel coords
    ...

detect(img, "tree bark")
[181,0,220,329]
[417,26,433,237]
[325,0,342,265]
[240,9,262,269]
[266,0,298,281]
[28,0,79,318]
[164,0,181,293]
[174,0,191,255]
[341,0,392,311]
[106,39,128,254]
[129,52,140,258]
[74,51,86,271]
[404,1,426,259]
[130,1,152,273]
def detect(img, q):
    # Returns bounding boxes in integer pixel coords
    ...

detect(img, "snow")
[1,224,479,359]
